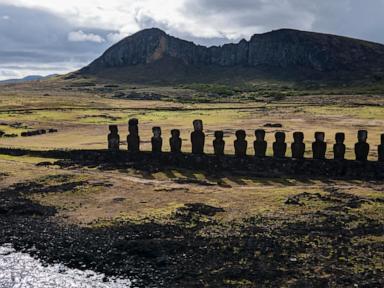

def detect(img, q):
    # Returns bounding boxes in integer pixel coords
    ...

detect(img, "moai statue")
[291,132,305,159]
[355,130,369,161]
[170,129,182,153]
[234,130,247,157]
[191,120,205,155]
[254,129,267,157]
[108,125,120,151]
[127,118,140,153]
[273,132,287,158]
[213,131,225,156]
[312,132,327,160]
[151,127,162,154]
[378,134,384,162]
[333,132,346,160]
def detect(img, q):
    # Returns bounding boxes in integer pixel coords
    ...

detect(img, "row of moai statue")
[108,119,384,162]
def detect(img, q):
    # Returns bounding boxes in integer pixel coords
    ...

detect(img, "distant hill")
[0,74,58,84]
[78,28,384,84]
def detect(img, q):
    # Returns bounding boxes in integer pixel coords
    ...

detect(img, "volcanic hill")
[79,28,384,83]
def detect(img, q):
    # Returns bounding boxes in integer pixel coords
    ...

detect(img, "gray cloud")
[134,12,231,46]
[0,4,117,79]
[68,30,106,43]
[182,0,384,44]
[310,0,384,42]
[1,0,384,80]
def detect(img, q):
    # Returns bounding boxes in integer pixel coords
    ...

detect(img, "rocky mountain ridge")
[80,28,384,82]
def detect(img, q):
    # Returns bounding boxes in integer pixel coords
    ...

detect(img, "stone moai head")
[355,130,369,161]
[128,118,139,135]
[214,131,224,140]
[255,129,266,141]
[334,132,346,160]
[170,129,182,154]
[379,134,384,162]
[236,130,246,141]
[108,124,120,151]
[213,130,225,156]
[171,129,180,138]
[152,126,161,138]
[315,132,325,142]
[291,131,305,159]
[109,125,118,134]
[254,129,267,157]
[275,132,286,143]
[358,130,368,142]
[151,126,162,154]
[293,132,304,143]
[335,133,345,144]
[193,120,203,132]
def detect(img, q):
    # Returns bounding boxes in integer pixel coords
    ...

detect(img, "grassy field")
[0,78,383,222]
[1,78,383,158]
[0,79,383,286]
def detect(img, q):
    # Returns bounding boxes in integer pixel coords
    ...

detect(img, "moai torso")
[291,132,305,159]
[213,131,225,156]
[234,130,247,157]
[312,132,327,159]
[355,130,369,161]
[108,125,120,151]
[273,132,287,158]
[254,129,267,157]
[333,132,346,160]
[127,118,140,153]
[191,120,205,155]
[170,129,182,153]
[379,134,384,162]
[151,127,162,154]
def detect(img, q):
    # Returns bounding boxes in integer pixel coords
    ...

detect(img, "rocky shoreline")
[0,244,132,287]
[1,176,383,287]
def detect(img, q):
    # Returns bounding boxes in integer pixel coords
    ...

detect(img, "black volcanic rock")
[80,28,384,82]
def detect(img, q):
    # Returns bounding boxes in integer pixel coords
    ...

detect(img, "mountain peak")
[132,27,167,38]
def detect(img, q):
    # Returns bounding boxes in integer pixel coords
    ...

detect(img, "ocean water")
[0,244,133,288]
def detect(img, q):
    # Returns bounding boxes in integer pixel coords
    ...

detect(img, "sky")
[1,0,384,80]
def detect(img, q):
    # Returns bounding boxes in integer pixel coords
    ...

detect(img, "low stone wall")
[21,129,58,137]
[0,148,383,180]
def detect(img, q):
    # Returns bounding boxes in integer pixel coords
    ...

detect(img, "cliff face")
[246,29,384,72]
[81,28,384,81]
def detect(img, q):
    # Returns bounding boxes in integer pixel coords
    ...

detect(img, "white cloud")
[68,30,105,43]
[0,62,83,80]
[0,0,186,35]
[0,69,18,77]
[106,32,126,43]
[1,15,10,20]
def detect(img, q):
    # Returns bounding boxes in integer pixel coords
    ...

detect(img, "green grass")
[304,106,384,120]
[0,154,57,164]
